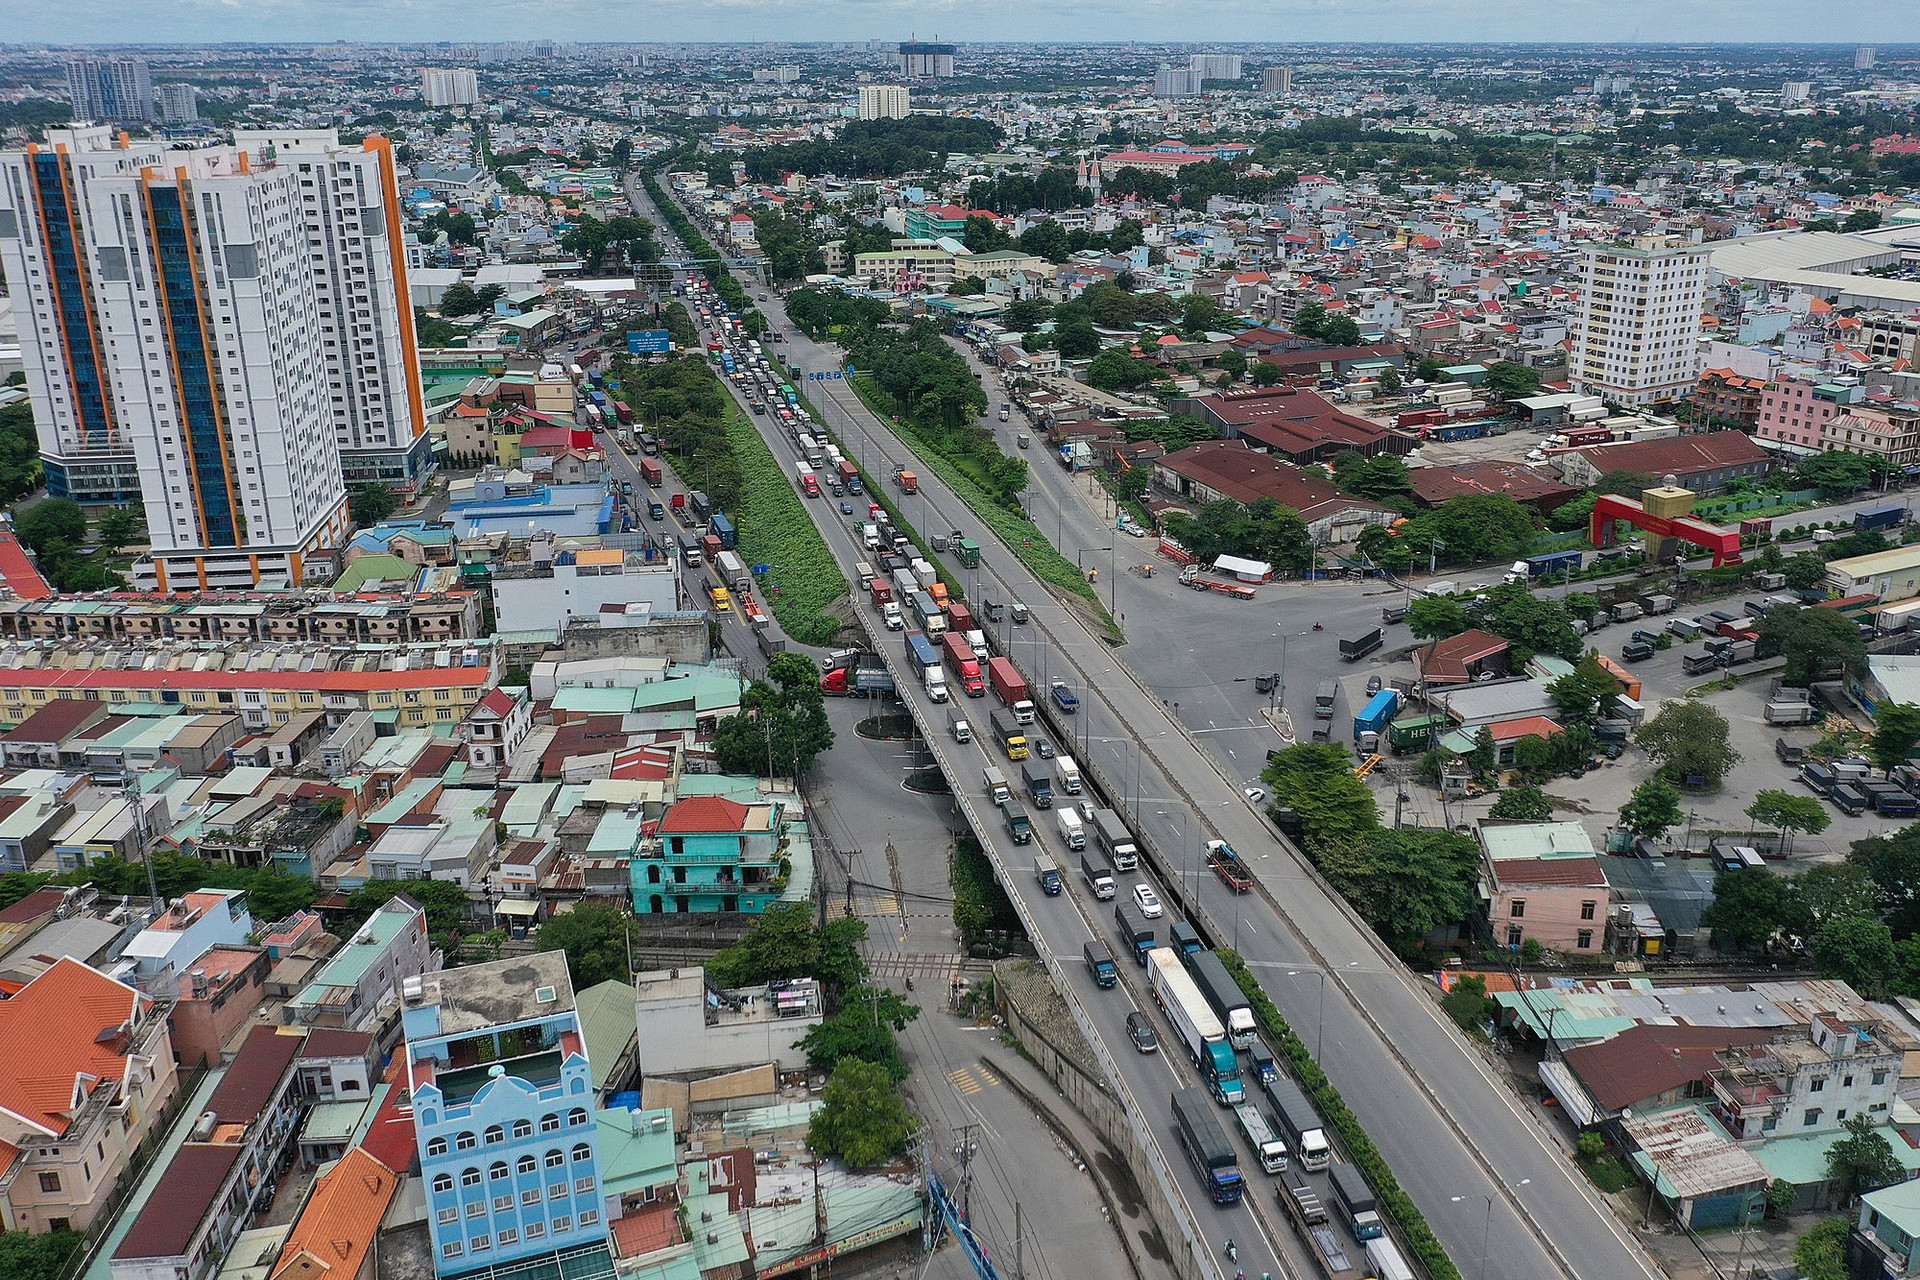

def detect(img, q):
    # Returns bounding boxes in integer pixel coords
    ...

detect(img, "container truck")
[990,710,1029,761]
[1081,854,1115,899]
[1186,949,1258,1049]
[1328,1163,1384,1241]
[1003,799,1033,845]
[1114,902,1156,966]
[638,457,664,486]
[1056,806,1087,850]
[956,539,981,569]
[835,460,862,494]
[912,592,948,637]
[1264,1076,1331,1171]
[1857,504,1908,533]
[1172,1088,1245,1205]
[1766,699,1820,725]
[946,601,978,636]
[1505,550,1582,583]
[904,630,940,674]
[1020,761,1054,809]
[713,550,750,594]
[708,513,737,550]
[1352,689,1401,752]
[1363,1238,1416,1280]
[1148,949,1245,1105]
[1083,940,1117,987]
[1091,807,1139,871]
[1314,680,1337,719]
[1234,1104,1289,1174]
[1056,755,1083,795]
[940,632,986,697]
[1034,853,1062,895]
[911,558,937,591]
[1340,628,1383,661]
[987,657,1036,723]
[1387,713,1448,754]
[819,659,895,697]
[897,469,918,494]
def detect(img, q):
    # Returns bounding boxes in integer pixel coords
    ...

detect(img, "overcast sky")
[18,1,1920,49]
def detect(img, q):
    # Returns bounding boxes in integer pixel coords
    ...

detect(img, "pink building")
[1752,375,1855,454]
[1481,821,1609,954]
[167,945,272,1068]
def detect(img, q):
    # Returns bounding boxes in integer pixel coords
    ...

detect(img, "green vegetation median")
[723,406,848,645]
[1219,950,1462,1280]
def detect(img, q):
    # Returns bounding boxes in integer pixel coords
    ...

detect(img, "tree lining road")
[636,174,1661,1280]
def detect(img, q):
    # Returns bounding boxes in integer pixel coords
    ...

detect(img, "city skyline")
[12,8,1920,46]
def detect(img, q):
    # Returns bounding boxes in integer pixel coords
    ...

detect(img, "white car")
[1132,884,1163,919]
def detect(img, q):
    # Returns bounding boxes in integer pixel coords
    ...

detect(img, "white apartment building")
[1189,54,1244,81]
[1261,66,1294,93]
[858,85,910,121]
[419,67,480,108]
[0,128,428,590]
[1569,234,1710,407]
[66,57,152,124]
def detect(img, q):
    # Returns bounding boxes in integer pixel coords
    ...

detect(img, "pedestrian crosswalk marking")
[949,1068,982,1096]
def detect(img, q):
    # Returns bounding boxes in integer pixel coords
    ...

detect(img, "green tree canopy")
[535,900,632,990]
[1827,1114,1904,1202]
[12,498,87,557]
[1758,606,1867,687]
[1812,915,1898,997]
[1870,703,1920,776]
[1485,361,1542,400]
[1796,451,1874,497]
[706,903,869,992]
[1635,701,1740,787]
[1261,742,1380,853]
[349,483,399,528]
[799,984,921,1079]
[1331,450,1412,503]
[1746,790,1830,856]
[1792,1216,1850,1280]
[1548,652,1625,728]
[1703,867,1812,953]
[438,281,482,316]
[1407,596,1469,640]
[1489,786,1553,822]
[1317,828,1480,956]
[808,1058,917,1168]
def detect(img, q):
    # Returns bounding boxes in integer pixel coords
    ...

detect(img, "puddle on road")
[1095,1146,1145,1218]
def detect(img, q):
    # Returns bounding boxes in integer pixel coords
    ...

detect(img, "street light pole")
[1288,970,1329,1062]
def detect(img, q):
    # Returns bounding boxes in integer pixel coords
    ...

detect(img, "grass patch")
[1579,1152,1637,1193]
[845,375,1118,635]
[723,406,849,646]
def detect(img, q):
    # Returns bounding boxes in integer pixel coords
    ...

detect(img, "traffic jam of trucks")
[678,279,1415,1274]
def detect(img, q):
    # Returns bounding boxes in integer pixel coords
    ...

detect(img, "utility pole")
[1015,1201,1024,1280]
[953,1123,980,1221]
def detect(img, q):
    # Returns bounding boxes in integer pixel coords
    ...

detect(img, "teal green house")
[632,795,785,914]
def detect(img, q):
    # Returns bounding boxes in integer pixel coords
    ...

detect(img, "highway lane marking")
[948,1067,984,1096]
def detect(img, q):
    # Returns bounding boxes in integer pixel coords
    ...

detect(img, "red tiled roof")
[1567,430,1769,478]
[1254,345,1399,370]
[659,794,754,834]
[1563,1024,1777,1112]
[2,697,106,743]
[271,1147,398,1280]
[0,887,67,925]
[0,667,490,693]
[0,531,52,602]
[299,1028,374,1061]
[360,1057,418,1175]
[1489,855,1605,889]
[1487,715,1564,743]
[0,957,148,1135]
[477,687,520,720]
[116,1143,242,1261]
[205,1025,302,1125]
[1408,462,1581,511]
[1414,629,1509,683]
[1156,440,1390,523]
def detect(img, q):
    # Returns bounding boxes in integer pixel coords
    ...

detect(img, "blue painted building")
[632,795,784,915]
[404,951,614,1278]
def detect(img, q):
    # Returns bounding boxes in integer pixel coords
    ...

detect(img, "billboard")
[627,330,673,354]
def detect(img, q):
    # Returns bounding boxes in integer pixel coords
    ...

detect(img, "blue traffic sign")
[752,564,770,575]
[627,330,672,354]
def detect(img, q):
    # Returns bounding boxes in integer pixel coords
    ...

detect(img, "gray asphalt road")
[643,176,1662,1280]
[809,695,1159,1280]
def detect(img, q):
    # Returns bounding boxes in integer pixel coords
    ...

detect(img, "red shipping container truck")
[987,656,1033,715]
[940,632,986,696]
[639,458,663,487]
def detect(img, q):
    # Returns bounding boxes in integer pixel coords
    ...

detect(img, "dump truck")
[1340,628,1383,661]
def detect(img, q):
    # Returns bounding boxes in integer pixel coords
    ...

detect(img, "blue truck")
[1353,689,1401,746]
[1172,1087,1245,1205]
[1857,504,1908,533]
[1505,549,1583,582]
[708,513,737,550]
